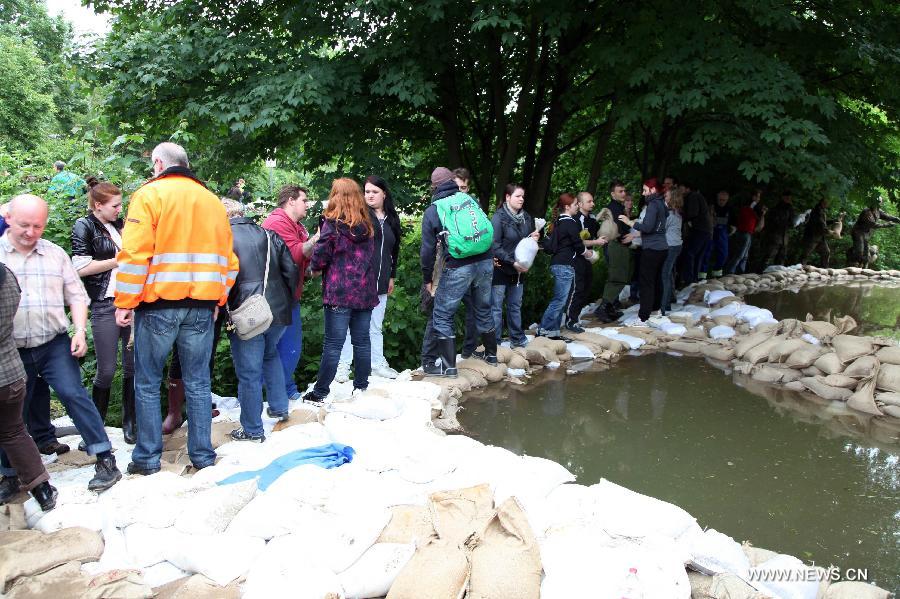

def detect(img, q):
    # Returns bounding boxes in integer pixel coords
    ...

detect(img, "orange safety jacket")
[114,168,240,310]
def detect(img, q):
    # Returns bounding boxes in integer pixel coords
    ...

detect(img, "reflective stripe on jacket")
[114,171,240,309]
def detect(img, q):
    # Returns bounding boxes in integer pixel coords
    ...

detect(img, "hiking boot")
[472,330,499,365]
[88,455,122,493]
[230,428,265,443]
[301,392,326,407]
[0,476,19,504]
[126,462,161,476]
[266,407,289,422]
[38,441,69,456]
[335,362,351,383]
[31,482,57,512]
[565,321,586,334]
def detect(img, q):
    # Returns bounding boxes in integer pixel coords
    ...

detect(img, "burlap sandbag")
[429,484,495,546]
[687,571,767,599]
[667,340,702,354]
[800,377,853,401]
[513,346,545,366]
[701,344,736,362]
[378,505,438,545]
[716,295,742,308]
[752,366,790,383]
[732,361,756,375]
[528,337,567,354]
[813,352,844,375]
[507,354,529,370]
[843,355,880,378]
[557,351,573,362]
[821,374,858,389]
[755,322,780,334]
[875,345,900,366]
[824,581,890,599]
[785,345,826,369]
[0,527,104,588]
[568,331,627,354]
[784,380,805,392]
[735,331,773,359]
[496,347,515,364]
[846,376,883,415]
[883,405,900,418]
[778,318,805,337]
[802,317,838,340]
[744,335,785,365]
[7,563,154,599]
[684,326,708,341]
[458,369,488,389]
[876,363,900,392]
[801,365,824,377]
[876,392,900,407]
[831,335,874,364]
[742,542,780,567]
[154,574,241,599]
[712,315,737,327]
[832,315,858,335]
[458,359,507,383]
[467,498,541,599]
[768,338,808,363]
[387,539,470,599]
[596,207,619,241]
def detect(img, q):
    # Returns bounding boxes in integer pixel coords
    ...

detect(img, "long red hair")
[549,192,577,233]
[324,177,373,235]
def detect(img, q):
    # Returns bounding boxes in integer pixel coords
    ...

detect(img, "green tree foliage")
[93,0,900,216]
[0,33,55,148]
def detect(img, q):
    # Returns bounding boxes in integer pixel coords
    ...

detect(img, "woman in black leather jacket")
[71,180,136,444]
[222,200,299,442]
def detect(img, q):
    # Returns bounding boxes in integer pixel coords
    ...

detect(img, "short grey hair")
[54,161,65,171]
[221,198,244,218]
[151,142,190,170]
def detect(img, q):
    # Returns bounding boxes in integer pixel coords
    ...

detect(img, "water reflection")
[460,353,900,591]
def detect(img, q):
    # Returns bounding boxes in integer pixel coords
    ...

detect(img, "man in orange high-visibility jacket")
[114,142,239,476]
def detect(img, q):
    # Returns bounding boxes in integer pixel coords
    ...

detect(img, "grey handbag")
[228,232,274,340]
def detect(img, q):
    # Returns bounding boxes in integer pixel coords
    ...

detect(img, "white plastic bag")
[514,237,540,270]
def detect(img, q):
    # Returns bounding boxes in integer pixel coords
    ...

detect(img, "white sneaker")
[372,363,400,379]
[335,362,351,383]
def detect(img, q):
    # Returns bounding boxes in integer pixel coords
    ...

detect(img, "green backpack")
[434,192,494,259]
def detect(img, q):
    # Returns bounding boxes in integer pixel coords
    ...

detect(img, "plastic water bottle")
[618,567,643,598]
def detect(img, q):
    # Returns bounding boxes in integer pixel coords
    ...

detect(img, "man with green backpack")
[420,167,495,377]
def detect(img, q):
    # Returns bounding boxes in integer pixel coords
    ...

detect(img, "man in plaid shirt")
[0,195,121,494]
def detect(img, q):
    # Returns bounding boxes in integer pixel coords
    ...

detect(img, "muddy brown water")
[460,284,900,592]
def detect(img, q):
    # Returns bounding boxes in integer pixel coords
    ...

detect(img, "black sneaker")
[0,476,20,504]
[38,441,69,456]
[301,392,325,407]
[266,407,289,422]
[126,462,161,476]
[88,455,122,492]
[230,428,265,443]
[31,482,57,512]
[565,322,585,334]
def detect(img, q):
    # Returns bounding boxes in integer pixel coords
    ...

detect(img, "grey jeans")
[91,298,134,387]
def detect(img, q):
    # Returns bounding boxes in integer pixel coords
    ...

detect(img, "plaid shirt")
[0,264,26,386]
[0,234,90,349]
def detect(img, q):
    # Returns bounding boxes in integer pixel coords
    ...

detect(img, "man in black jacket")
[420,167,494,377]
[566,191,603,331]
[679,182,711,285]
[760,191,797,268]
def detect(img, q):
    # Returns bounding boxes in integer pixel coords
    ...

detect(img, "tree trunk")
[586,109,617,195]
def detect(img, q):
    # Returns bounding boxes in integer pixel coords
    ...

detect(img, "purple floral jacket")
[310,218,377,310]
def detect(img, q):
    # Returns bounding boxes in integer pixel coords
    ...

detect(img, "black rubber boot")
[31,482,57,512]
[473,330,498,365]
[593,301,615,323]
[122,377,136,445]
[424,337,458,377]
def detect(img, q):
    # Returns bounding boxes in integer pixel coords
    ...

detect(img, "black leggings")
[638,249,667,321]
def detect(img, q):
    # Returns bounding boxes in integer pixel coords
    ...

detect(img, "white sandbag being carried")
[514,237,540,270]
[339,542,416,599]
[596,208,619,241]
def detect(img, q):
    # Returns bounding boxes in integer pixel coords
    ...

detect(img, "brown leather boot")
[162,379,185,435]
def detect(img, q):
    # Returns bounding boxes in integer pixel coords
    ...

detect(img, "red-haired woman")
[538,193,594,337]
[303,178,377,405]
[71,179,135,443]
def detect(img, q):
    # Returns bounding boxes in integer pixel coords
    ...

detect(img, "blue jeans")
[726,232,752,274]
[1,334,112,475]
[680,230,710,285]
[540,264,575,336]
[492,283,526,346]
[23,377,54,447]
[660,245,682,313]
[277,303,303,399]
[432,259,494,339]
[313,306,372,398]
[711,225,729,271]
[132,307,216,470]
[230,325,287,436]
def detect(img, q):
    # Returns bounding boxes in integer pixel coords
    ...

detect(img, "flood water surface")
[461,330,900,591]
